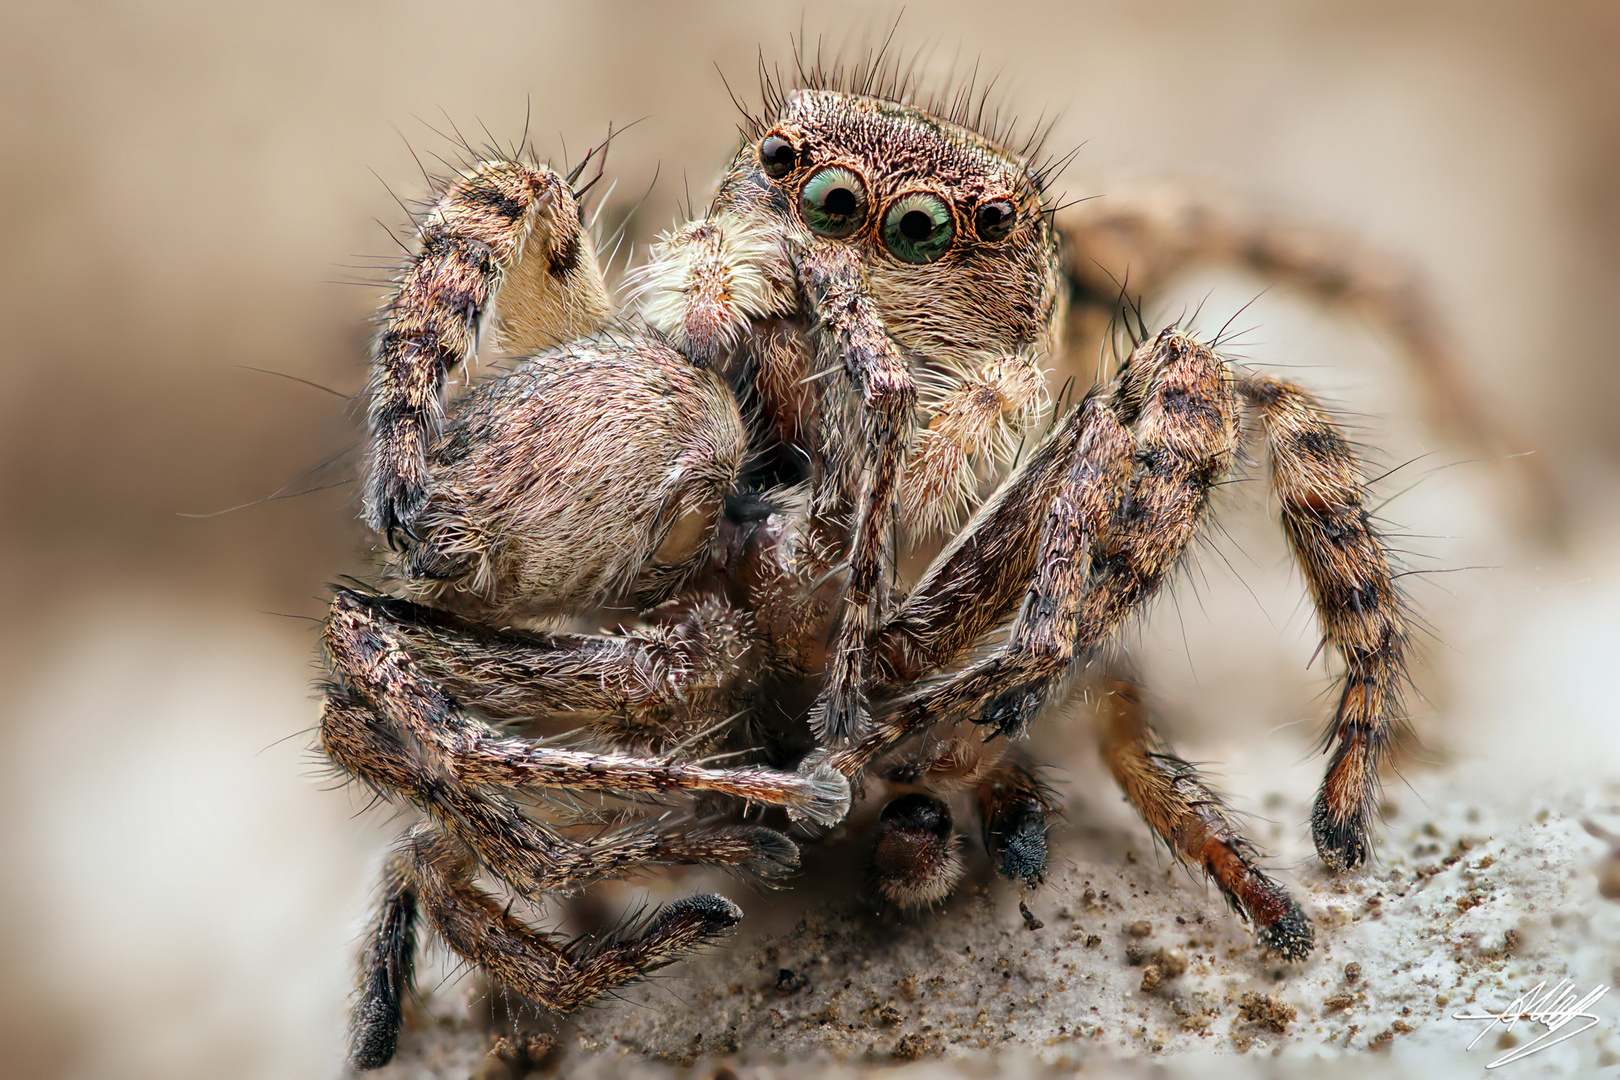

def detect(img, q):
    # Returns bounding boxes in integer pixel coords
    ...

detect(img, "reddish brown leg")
[1096,678,1313,960]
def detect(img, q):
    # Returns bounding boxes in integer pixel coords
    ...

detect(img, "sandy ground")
[2,3,1619,1079]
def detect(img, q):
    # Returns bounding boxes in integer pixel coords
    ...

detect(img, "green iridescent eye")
[799,165,868,238]
[882,192,955,264]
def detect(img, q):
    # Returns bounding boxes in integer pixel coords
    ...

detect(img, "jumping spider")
[322,63,1442,1070]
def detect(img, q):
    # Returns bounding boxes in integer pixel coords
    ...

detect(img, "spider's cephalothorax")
[324,79,1424,1069]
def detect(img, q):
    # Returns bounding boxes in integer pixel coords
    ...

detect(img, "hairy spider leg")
[1240,374,1410,871]
[797,242,918,744]
[365,159,611,541]
[346,823,743,1069]
[1058,181,1561,532]
[1095,676,1313,959]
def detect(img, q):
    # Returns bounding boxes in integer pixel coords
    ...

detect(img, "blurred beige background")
[2,2,1618,1077]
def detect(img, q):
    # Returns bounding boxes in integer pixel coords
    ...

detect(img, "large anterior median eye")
[800,165,868,238]
[882,192,955,264]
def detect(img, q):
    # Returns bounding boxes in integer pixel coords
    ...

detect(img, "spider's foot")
[634,893,746,970]
[786,762,852,828]
[986,803,1050,886]
[1222,868,1316,961]
[734,827,802,884]
[1311,799,1372,872]
[976,683,1044,740]
[809,681,870,744]
[349,990,405,1071]
[1256,899,1316,962]
[363,470,428,547]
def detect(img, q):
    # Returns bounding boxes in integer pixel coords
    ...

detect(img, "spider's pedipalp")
[1240,374,1411,870]
[1096,677,1313,960]
[902,349,1048,534]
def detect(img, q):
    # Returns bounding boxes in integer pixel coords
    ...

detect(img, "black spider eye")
[799,165,868,238]
[975,198,1016,241]
[759,134,797,179]
[882,192,955,263]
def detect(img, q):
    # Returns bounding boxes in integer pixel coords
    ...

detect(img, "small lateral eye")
[800,165,869,238]
[882,191,955,264]
[759,134,797,179]
[974,198,1016,241]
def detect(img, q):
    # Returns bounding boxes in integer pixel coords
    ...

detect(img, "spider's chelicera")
[322,67,1415,1070]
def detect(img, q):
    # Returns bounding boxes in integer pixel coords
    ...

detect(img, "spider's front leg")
[819,332,1313,953]
[365,158,611,542]
[834,329,1237,769]
[797,242,917,744]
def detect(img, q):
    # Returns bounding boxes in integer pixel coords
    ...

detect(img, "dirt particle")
[775,969,810,995]
[1344,962,1362,983]
[1020,900,1045,931]
[1129,920,1153,938]
[473,1032,559,1080]
[877,1002,903,1027]
[892,1032,927,1061]
[1324,992,1357,1012]
[1237,992,1297,1033]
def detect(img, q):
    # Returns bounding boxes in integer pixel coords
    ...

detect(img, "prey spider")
[321,59,1446,1070]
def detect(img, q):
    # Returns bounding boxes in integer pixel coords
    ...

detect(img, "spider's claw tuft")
[977,683,1043,740]
[986,805,1050,886]
[363,472,428,549]
[737,827,801,883]
[786,762,852,828]
[348,994,403,1071]
[651,893,745,939]
[809,684,869,744]
[1256,899,1316,962]
[1311,801,1372,871]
